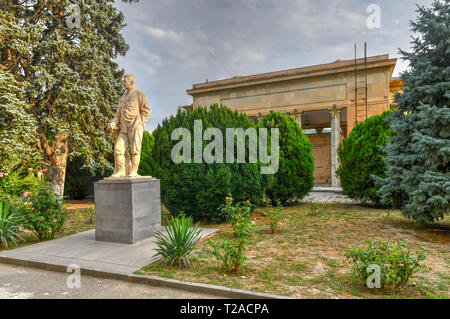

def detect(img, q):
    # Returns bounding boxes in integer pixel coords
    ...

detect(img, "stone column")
[295,111,303,127]
[330,106,341,187]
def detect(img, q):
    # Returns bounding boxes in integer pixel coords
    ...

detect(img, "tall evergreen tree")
[0,69,41,172]
[0,0,129,194]
[337,111,394,206]
[376,1,450,223]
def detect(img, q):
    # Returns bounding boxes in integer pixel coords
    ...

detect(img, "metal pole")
[355,44,357,125]
[365,42,368,120]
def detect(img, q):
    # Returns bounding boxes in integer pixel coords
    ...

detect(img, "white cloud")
[143,65,156,74]
[144,27,184,44]
[232,47,266,63]
[114,0,435,132]
[137,48,163,66]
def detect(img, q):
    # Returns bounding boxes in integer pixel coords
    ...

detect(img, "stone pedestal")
[94,177,161,244]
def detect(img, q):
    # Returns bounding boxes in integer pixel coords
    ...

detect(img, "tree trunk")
[47,135,69,196]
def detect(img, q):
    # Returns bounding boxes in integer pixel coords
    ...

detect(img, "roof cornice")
[187,55,397,95]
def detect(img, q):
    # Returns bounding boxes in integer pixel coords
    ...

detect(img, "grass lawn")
[1,199,448,299]
[138,203,449,299]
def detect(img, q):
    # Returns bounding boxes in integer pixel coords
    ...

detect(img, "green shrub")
[86,206,95,225]
[345,239,428,292]
[265,199,284,234]
[0,169,42,198]
[138,131,156,176]
[220,196,253,238]
[64,157,92,200]
[308,199,319,216]
[153,214,202,269]
[73,210,86,229]
[258,111,314,204]
[337,111,394,205]
[0,200,23,248]
[210,196,253,273]
[152,105,267,221]
[64,156,111,200]
[210,239,247,274]
[17,181,68,241]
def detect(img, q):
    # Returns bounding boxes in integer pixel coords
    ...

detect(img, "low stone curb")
[0,255,290,299]
[312,186,344,193]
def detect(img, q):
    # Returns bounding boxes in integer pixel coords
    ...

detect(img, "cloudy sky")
[113,0,434,132]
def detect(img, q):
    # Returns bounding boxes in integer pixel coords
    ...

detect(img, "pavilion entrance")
[296,108,346,186]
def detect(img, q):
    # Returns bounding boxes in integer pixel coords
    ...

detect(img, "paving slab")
[0,228,218,275]
[312,186,344,193]
[300,191,356,204]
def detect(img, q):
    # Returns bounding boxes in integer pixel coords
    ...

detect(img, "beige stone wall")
[389,78,404,105]
[194,68,391,135]
[189,56,398,185]
[308,131,331,185]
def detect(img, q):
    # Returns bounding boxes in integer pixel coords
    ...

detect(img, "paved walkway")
[0,228,217,275]
[0,263,218,299]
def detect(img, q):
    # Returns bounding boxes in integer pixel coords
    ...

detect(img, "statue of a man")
[108,74,152,178]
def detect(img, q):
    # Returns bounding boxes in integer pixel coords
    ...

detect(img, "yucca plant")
[153,214,202,269]
[0,200,23,249]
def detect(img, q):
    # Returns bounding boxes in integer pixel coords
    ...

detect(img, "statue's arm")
[109,98,122,131]
[139,92,152,125]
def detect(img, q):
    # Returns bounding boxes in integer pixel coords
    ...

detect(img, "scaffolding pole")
[365,42,368,119]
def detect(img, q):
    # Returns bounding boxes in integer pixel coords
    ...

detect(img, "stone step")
[312,186,343,193]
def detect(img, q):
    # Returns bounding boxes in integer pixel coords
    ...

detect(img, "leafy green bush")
[86,206,95,225]
[265,199,284,234]
[64,157,92,200]
[64,156,111,200]
[0,200,23,248]
[308,199,319,216]
[210,239,247,273]
[17,181,68,241]
[153,214,202,269]
[345,239,428,292]
[152,105,267,221]
[138,131,156,176]
[258,111,314,204]
[0,168,68,242]
[0,169,43,198]
[210,196,253,273]
[220,196,253,238]
[337,111,394,205]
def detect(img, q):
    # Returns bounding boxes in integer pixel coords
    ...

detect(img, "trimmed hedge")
[138,131,155,177]
[336,111,394,205]
[258,111,314,203]
[152,105,267,222]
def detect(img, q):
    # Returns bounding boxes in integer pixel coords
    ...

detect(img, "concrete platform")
[300,191,356,204]
[0,228,218,276]
[312,186,344,193]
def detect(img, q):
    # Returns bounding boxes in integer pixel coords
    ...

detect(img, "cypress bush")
[138,131,156,177]
[258,111,314,204]
[152,105,267,222]
[336,111,394,205]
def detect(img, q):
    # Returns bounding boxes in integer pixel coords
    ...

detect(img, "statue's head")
[123,74,137,91]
